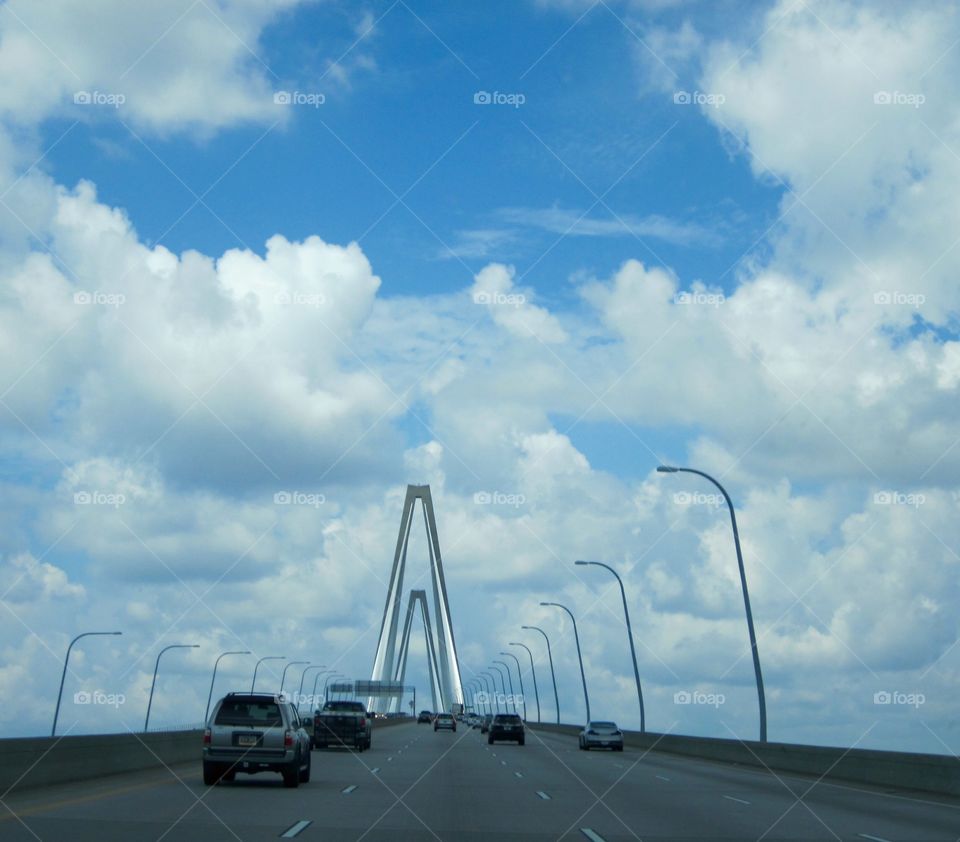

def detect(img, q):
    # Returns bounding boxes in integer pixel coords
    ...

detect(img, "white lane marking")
[858,836,893,842]
[342,785,357,794]
[371,767,380,774]
[655,775,671,782]
[723,795,751,806]
[581,830,606,842]
[536,791,551,800]
[514,772,524,778]
[500,760,507,766]
[387,757,393,762]
[280,820,312,838]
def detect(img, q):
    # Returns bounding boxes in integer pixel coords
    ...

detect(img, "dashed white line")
[500,760,507,766]
[858,835,893,842]
[723,795,751,806]
[536,791,551,800]
[655,775,671,782]
[280,820,312,838]
[514,772,524,778]
[580,830,607,842]
[370,767,380,774]
[341,785,357,794]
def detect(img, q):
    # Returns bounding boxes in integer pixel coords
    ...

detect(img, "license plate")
[237,734,258,746]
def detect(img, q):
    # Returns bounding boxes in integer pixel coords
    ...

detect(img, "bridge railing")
[527,722,960,797]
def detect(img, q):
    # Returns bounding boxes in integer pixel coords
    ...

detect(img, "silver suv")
[203,693,312,787]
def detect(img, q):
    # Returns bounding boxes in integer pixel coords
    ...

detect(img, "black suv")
[488,713,525,745]
[417,710,433,723]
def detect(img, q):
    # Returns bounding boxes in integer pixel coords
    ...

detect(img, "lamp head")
[657,465,678,473]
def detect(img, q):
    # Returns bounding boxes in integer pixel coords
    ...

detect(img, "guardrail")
[527,723,960,797]
[0,717,416,793]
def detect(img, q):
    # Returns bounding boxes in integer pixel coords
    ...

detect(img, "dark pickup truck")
[313,701,372,751]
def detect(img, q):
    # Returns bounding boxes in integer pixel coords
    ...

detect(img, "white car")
[434,712,456,731]
[579,721,624,751]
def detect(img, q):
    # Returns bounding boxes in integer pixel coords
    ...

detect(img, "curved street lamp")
[52,631,122,736]
[658,465,767,742]
[499,651,527,721]
[479,673,498,713]
[205,650,251,722]
[145,644,200,731]
[576,560,645,732]
[324,673,345,702]
[280,661,310,696]
[297,665,325,711]
[541,602,591,723]
[251,656,285,692]
[311,670,333,711]
[510,642,540,723]
[522,625,559,724]
[493,660,517,713]
[489,664,509,712]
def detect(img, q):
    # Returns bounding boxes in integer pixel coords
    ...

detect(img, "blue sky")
[1,0,959,754]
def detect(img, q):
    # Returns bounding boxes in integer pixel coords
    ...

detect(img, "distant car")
[203,692,311,787]
[314,700,372,751]
[417,710,433,723]
[479,714,493,734]
[579,721,624,751]
[488,713,524,745]
[434,712,456,731]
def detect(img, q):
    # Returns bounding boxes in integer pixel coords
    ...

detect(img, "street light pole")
[490,665,508,712]
[541,602,590,723]
[510,642,540,723]
[145,644,200,732]
[297,665,325,712]
[324,673,344,702]
[499,652,527,720]
[251,656,285,692]
[280,661,309,697]
[480,673,497,713]
[311,670,332,712]
[493,660,517,713]
[205,650,250,722]
[576,560,645,733]
[52,631,122,736]
[522,626,560,724]
[658,465,767,743]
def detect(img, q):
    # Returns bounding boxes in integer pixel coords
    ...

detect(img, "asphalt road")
[1,722,957,840]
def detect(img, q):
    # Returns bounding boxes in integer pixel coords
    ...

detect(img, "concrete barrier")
[527,723,960,797]
[0,730,203,794]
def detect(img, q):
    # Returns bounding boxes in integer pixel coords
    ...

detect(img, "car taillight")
[284,730,294,747]
[203,728,211,745]
[359,717,366,728]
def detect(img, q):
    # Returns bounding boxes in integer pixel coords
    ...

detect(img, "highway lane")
[1,721,957,840]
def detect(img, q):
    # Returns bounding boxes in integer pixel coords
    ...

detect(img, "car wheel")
[203,762,219,786]
[283,755,301,788]
[518,738,525,746]
[223,767,236,782]
[616,745,624,752]
[487,736,493,744]
[299,751,311,783]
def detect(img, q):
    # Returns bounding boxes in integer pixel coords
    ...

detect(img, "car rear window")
[215,698,283,726]
[591,722,618,730]
[495,714,522,723]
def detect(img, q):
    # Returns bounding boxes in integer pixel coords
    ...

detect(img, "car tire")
[299,751,311,783]
[223,768,236,782]
[518,738,525,746]
[616,745,624,752]
[202,762,219,786]
[487,736,493,744]
[283,756,301,788]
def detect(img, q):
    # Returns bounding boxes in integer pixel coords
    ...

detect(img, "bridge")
[1,484,958,838]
